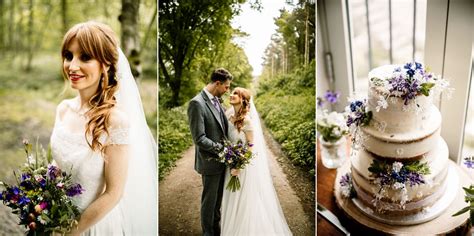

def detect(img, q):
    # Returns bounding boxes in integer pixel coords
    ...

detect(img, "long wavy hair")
[61,21,119,153]
[232,87,251,132]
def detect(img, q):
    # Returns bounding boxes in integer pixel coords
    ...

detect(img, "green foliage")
[159,0,253,107]
[368,159,431,176]
[453,185,474,225]
[158,105,193,180]
[420,82,435,96]
[255,62,315,174]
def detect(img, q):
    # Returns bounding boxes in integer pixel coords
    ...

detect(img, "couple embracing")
[188,68,292,236]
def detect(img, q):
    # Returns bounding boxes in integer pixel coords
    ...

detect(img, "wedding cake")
[343,63,451,219]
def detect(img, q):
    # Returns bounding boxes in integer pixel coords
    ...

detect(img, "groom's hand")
[230,169,240,176]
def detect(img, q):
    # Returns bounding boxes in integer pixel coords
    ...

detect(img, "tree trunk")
[61,0,67,35]
[25,0,33,72]
[0,0,4,51]
[141,5,156,52]
[304,3,309,66]
[8,0,14,52]
[119,0,141,79]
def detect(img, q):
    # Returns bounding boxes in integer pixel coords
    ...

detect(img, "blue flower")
[11,187,20,195]
[18,196,30,205]
[415,62,422,70]
[0,192,3,200]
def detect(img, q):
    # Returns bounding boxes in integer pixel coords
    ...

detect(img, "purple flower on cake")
[339,173,356,198]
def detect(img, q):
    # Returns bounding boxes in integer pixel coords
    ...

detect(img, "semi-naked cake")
[346,63,451,219]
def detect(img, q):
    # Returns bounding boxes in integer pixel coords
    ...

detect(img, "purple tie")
[212,97,221,113]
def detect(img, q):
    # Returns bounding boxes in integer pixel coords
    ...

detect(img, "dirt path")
[159,136,314,235]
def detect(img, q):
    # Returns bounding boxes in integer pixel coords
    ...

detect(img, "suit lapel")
[201,91,225,133]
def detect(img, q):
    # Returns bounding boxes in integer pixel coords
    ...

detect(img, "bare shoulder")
[108,106,130,129]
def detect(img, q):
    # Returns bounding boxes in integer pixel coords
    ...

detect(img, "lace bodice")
[50,99,129,212]
[226,112,253,144]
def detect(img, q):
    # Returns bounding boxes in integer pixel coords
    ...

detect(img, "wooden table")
[317,139,471,235]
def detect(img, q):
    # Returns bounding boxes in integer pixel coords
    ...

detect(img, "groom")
[188,68,232,236]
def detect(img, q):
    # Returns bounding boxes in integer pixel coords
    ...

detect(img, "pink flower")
[39,201,48,210]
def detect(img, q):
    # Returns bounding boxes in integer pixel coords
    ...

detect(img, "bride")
[50,21,157,235]
[221,87,292,235]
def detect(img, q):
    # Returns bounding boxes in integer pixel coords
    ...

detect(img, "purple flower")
[47,164,61,180]
[339,173,352,186]
[66,184,84,197]
[407,172,425,186]
[324,90,340,104]
[464,157,474,169]
[21,173,31,181]
[0,192,3,200]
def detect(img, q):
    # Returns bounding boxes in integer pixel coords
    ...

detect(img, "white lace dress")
[50,99,129,236]
[221,112,292,236]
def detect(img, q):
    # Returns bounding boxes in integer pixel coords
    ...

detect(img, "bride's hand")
[230,169,240,176]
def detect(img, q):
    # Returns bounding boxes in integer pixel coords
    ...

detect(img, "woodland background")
[0,0,157,233]
[158,0,316,180]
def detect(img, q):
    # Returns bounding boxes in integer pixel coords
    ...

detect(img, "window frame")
[317,0,473,162]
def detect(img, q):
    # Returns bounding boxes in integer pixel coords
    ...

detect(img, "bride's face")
[63,38,104,92]
[229,90,242,105]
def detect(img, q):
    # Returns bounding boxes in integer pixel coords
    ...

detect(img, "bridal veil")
[115,48,157,235]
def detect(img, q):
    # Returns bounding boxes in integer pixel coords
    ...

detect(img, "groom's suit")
[188,89,229,236]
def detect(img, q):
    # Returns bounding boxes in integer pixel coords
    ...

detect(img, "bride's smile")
[63,38,106,94]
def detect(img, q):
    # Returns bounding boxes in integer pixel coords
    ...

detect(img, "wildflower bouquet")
[217,139,254,192]
[0,140,83,235]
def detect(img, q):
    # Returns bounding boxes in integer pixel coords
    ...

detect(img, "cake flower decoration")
[371,62,451,112]
[368,159,430,207]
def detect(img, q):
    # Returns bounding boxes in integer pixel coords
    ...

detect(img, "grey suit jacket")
[188,90,229,175]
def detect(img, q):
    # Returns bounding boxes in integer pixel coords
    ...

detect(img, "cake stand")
[334,160,470,234]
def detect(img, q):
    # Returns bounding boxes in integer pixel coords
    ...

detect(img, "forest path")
[159,130,314,235]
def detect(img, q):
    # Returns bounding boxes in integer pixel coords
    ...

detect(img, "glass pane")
[348,0,427,95]
[461,46,474,159]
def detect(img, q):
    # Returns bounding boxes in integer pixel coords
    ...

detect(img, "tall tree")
[61,0,67,35]
[0,0,4,50]
[25,0,33,71]
[8,0,14,52]
[159,0,245,107]
[119,0,141,79]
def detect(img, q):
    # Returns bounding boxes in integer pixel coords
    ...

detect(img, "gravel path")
[159,135,314,235]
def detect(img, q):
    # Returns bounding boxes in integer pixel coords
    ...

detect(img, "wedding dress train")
[221,103,292,236]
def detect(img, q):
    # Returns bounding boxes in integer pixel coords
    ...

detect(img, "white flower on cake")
[392,162,403,173]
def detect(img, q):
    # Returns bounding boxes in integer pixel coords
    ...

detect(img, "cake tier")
[368,89,434,134]
[351,138,449,210]
[352,175,447,215]
[360,107,441,158]
[367,64,436,134]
